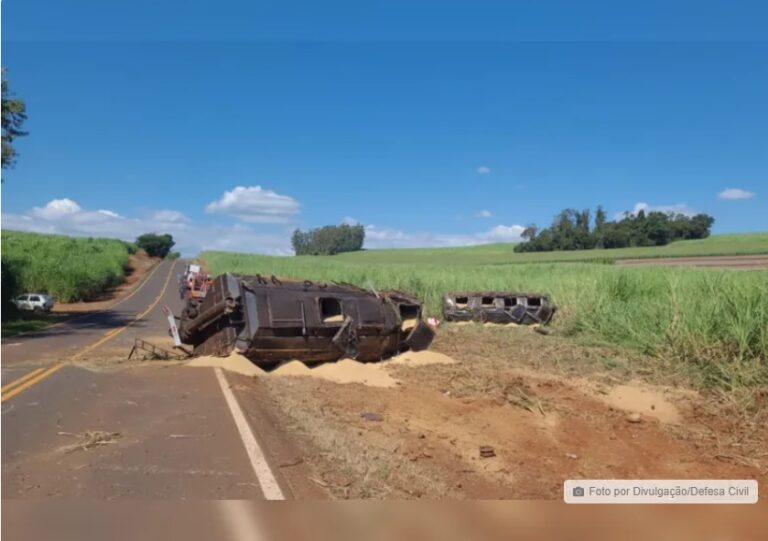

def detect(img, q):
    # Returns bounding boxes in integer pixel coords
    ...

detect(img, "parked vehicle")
[12,293,55,313]
[179,263,212,299]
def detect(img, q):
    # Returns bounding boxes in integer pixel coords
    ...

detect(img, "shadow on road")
[3,310,153,342]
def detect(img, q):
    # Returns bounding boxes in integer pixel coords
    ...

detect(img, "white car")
[13,293,55,313]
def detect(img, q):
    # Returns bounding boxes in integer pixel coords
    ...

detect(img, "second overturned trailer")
[178,273,435,366]
[442,292,556,325]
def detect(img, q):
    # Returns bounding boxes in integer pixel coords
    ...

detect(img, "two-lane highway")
[2,259,311,500]
[2,261,176,372]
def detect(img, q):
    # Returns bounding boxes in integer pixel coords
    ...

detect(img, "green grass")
[202,247,768,390]
[1,313,66,338]
[328,232,768,266]
[2,230,132,302]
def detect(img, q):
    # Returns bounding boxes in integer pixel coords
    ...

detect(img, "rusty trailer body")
[442,292,556,325]
[178,273,435,366]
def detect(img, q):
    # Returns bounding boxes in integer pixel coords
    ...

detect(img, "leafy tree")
[594,205,607,248]
[292,224,365,255]
[515,205,714,253]
[135,233,175,258]
[521,224,538,241]
[2,69,28,169]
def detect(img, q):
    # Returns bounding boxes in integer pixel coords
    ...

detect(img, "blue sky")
[2,1,766,255]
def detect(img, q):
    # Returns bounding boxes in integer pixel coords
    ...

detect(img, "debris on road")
[442,292,556,325]
[186,349,457,387]
[178,273,435,367]
[57,430,122,453]
[128,338,189,361]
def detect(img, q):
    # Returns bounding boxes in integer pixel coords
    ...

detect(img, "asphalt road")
[2,259,308,503]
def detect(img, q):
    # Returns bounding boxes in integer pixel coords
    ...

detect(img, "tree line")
[514,206,715,253]
[292,224,365,255]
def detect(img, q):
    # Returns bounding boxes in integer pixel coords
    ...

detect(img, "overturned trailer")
[178,273,435,366]
[442,292,556,325]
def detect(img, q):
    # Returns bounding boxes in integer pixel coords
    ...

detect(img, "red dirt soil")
[244,327,768,499]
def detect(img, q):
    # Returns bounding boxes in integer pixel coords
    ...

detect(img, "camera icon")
[572,486,585,497]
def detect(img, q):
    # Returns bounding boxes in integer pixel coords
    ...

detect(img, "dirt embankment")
[52,251,160,313]
[225,325,767,499]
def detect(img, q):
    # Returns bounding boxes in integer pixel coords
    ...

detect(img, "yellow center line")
[102,258,167,310]
[1,367,46,393]
[2,364,64,403]
[2,260,179,403]
[71,260,177,360]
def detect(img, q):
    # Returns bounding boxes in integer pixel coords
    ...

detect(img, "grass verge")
[1,313,67,338]
[202,250,768,390]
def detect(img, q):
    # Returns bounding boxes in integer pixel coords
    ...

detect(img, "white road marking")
[214,367,285,500]
[217,500,266,541]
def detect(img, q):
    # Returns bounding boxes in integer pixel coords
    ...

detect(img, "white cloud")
[476,210,493,218]
[484,225,525,240]
[3,198,292,256]
[341,216,360,225]
[718,188,755,200]
[476,165,491,175]
[31,198,82,219]
[205,185,300,223]
[5,197,522,256]
[614,202,697,220]
[363,223,525,249]
[150,209,190,223]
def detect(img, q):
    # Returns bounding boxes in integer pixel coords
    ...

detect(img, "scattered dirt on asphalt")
[241,325,767,499]
[52,251,159,313]
[56,430,122,454]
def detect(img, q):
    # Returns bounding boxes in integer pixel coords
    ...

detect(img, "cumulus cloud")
[476,165,491,174]
[205,185,300,223]
[5,197,523,256]
[150,209,190,223]
[476,210,493,218]
[363,223,525,249]
[718,188,755,200]
[31,198,82,219]
[3,198,293,256]
[341,216,360,225]
[614,202,697,220]
[484,225,526,240]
